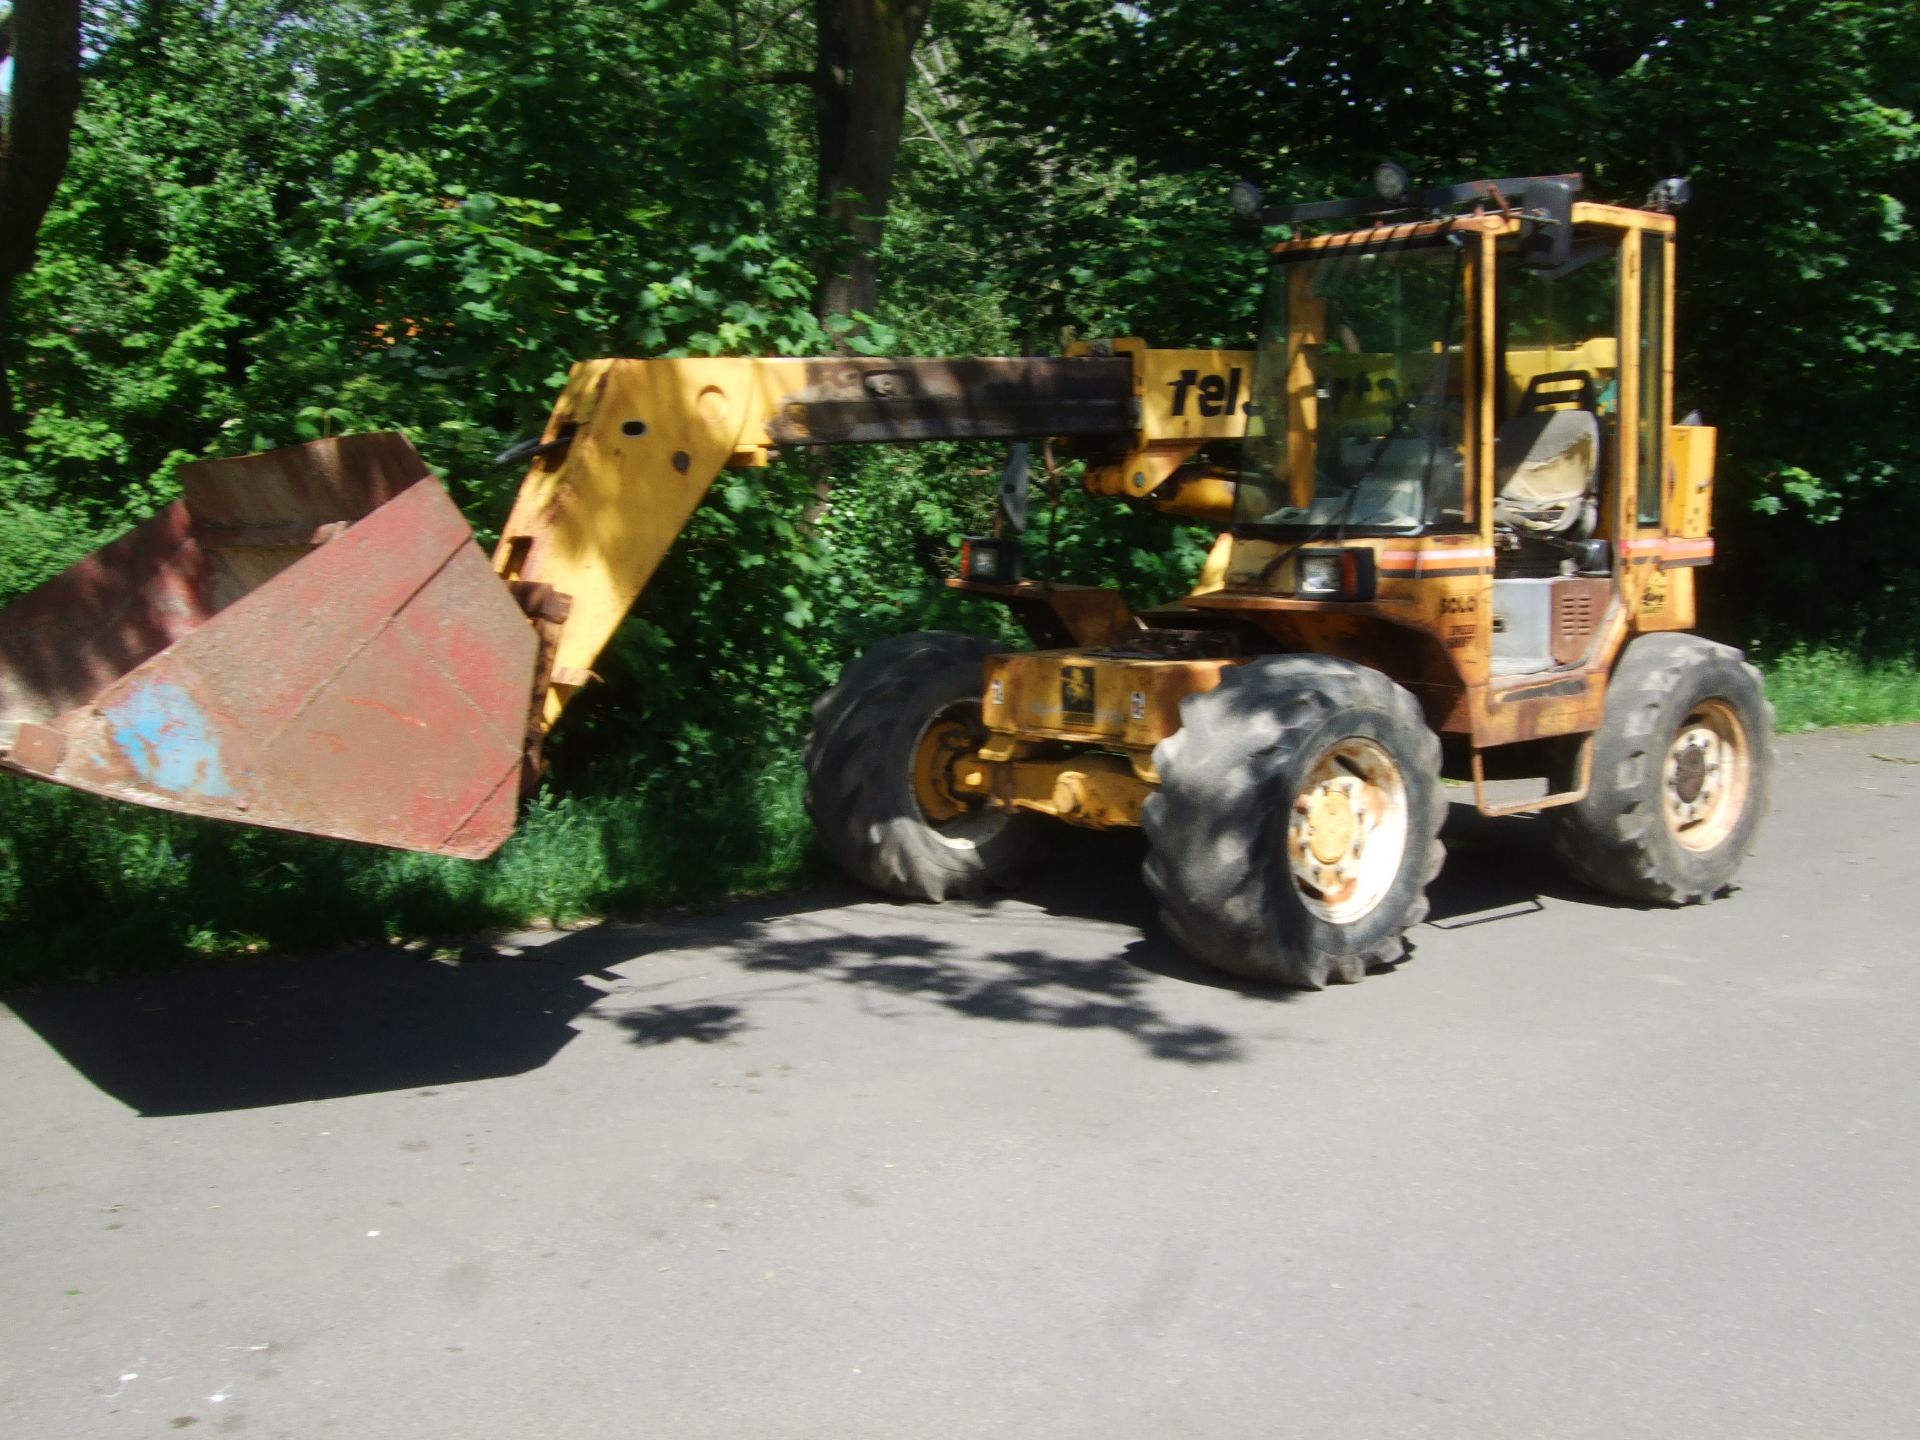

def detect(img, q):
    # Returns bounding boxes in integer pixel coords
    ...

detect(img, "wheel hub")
[1671,740,1709,804]
[1286,737,1410,925]
[911,716,977,825]
[1304,789,1357,864]
[1662,700,1751,852]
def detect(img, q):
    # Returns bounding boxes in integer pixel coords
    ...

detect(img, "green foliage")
[0,751,821,987]
[1760,647,1920,733]
[1,0,1917,981]
[942,0,1920,643]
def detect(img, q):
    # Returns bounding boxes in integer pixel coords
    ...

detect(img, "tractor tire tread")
[1550,633,1773,905]
[804,631,1031,903]
[1141,656,1446,989]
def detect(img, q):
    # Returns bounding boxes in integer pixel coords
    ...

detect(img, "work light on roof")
[1370,161,1412,204]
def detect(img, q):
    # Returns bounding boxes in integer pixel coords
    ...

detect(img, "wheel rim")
[1285,736,1410,924]
[1662,697,1751,853]
[909,701,1013,851]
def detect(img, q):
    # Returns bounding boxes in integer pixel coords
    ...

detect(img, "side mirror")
[1517,179,1575,271]
[998,441,1031,533]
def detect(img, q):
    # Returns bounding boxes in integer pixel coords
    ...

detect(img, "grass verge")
[0,752,821,989]
[1758,646,1920,733]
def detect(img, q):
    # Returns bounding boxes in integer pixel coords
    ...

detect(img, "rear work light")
[1295,547,1376,602]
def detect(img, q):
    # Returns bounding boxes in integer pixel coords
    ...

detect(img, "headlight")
[960,537,1021,584]
[1294,548,1378,601]
[1298,554,1343,595]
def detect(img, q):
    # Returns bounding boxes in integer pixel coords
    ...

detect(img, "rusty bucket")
[0,434,539,858]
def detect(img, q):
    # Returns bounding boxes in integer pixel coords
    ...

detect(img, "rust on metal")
[1470,736,1592,817]
[0,435,539,858]
[189,520,351,549]
[1550,577,1611,665]
[767,357,1134,446]
[979,650,1237,761]
[944,578,1140,650]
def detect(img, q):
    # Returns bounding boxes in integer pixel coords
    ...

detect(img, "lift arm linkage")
[495,346,1254,730]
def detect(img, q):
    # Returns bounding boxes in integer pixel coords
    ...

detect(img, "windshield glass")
[1238,240,1470,533]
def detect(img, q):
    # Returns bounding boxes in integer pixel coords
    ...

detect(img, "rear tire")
[1142,656,1447,988]
[1551,633,1773,904]
[804,631,1034,901]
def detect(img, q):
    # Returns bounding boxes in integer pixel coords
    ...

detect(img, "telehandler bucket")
[0,434,539,858]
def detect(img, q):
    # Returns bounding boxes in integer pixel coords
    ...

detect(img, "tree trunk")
[812,0,931,326]
[0,0,85,431]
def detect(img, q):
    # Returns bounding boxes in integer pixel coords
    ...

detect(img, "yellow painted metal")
[980,650,1237,761]
[1616,227,1645,547]
[1570,201,1676,234]
[498,346,1260,730]
[481,191,1715,809]
[952,751,1153,830]
[911,716,973,824]
[1190,531,1235,597]
[1473,226,1497,549]
[493,357,794,728]
[1621,227,1690,635]
[1147,471,1239,522]
[1073,339,1251,523]
[1286,268,1325,508]
[1095,339,1255,447]
[1669,425,1717,539]
[1081,443,1197,500]
[953,195,1718,819]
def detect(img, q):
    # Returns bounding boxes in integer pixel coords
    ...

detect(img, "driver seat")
[1494,408,1600,537]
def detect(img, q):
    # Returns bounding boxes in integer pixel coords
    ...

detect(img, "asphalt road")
[4,724,1918,1439]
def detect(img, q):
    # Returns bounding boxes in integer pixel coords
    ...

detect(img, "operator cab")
[1235,234,1473,537]
[1491,227,1627,578]
[1231,175,1678,677]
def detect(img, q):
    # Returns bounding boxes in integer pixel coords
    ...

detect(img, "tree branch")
[736,0,812,59]
[912,40,980,166]
[905,96,966,176]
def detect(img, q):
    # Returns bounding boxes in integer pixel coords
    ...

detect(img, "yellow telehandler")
[0,172,1771,987]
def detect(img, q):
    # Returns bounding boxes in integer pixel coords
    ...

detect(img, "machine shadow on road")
[1017,802,1615,991]
[1425,798,1632,926]
[4,799,1609,1117]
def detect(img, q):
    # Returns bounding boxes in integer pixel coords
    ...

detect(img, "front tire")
[804,631,1034,902]
[1551,633,1773,904]
[1142,656,1447,988]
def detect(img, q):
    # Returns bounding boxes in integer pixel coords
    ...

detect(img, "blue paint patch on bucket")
[106,681,236,799]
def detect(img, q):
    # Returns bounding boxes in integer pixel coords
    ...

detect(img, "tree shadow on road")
[611,922,1247,1065]
[3,799,1609,1116]
[0,836,1234,1115]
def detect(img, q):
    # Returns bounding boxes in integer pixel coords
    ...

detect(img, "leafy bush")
[2,1,1916,982]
